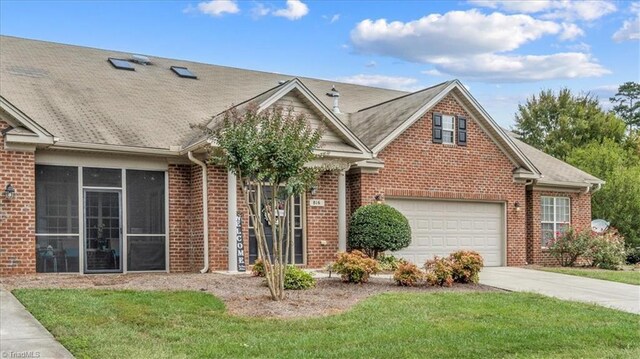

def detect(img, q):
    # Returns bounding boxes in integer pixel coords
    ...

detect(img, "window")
[442,115,455,144]
[170,66,197,79]
[108,58,135,71]
[541,196,571,247]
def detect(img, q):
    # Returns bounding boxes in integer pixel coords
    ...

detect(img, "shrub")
[393,261,423,287]
[252,259,266,277]
[348,203,412,258]
[589,230,626,270]
[424,257,454,287]
[333,250,380,284]
[284,265,316,290]
[378,253,404,272]
[626,247,640,265]
[449,250,484,284]
[547,229,593,267]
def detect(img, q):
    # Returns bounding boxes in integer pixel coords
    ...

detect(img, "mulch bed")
[0,273,498,318]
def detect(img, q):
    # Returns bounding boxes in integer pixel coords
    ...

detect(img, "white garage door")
[387,199,504,266]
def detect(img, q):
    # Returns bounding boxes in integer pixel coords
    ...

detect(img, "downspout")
[591,183,603,193]
[188,151,209,273]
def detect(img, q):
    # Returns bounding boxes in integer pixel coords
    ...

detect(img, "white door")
[386,199,504,266]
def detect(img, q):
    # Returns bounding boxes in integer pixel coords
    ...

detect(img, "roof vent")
[131,54,151,65]
[171,66,197,79]
[278,80,287,85]
[326,86,340,114]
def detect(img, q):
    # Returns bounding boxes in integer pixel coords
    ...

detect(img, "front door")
[249,186,304,264]
[84,190,122,272]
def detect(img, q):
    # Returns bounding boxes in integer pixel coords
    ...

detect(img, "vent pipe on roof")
[326,86,340,114]
[131,54,151,65]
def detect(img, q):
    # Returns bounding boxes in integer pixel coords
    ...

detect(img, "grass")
[13,289,640,359]
[538,266,640,285]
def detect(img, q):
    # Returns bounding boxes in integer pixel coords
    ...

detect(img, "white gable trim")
[370,80,539,176]
[258,78,372,159]
[1,96,54,145]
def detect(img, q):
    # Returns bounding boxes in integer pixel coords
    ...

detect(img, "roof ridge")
[355,80,453,113]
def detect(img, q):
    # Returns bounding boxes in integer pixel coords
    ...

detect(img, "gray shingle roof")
[504,130,604,185]
[0,36,602,187]
[347,81,453,148]
[0,35,405,149]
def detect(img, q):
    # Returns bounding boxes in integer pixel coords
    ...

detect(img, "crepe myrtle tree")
[199,104,323,300]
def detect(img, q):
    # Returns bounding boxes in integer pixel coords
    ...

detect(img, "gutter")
[188,151,209,274]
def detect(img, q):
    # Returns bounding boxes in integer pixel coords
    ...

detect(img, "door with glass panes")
[248,186,304,264]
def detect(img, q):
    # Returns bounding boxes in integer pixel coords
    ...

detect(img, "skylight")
[108,58,135,71]
[171,66,197,79]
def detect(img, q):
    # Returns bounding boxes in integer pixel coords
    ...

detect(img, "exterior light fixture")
[514,202,521,211]
[374,194,383,204]
[309,186,318,196]
[3,183,16,200]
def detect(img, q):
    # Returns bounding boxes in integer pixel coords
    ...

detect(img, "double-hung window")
[541,196,570,247]
[442,115,455,144]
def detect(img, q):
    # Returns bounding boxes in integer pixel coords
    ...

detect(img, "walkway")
[0,287,74,358]
[480,267,640,314]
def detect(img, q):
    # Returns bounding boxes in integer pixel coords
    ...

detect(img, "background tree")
[567,141,640,247]
[610,81,640,132]
[513,88,626,160]
[201,105,322,300]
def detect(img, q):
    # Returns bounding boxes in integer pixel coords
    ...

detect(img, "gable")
[377,94,519,190]
[273,90,349,145]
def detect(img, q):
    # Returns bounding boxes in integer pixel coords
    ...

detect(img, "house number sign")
[236,214,246,272]
[310,199,325,207]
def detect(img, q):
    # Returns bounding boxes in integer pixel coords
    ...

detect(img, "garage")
[386,199,505,266]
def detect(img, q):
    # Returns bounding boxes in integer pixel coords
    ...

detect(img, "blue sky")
[1,0,638,127]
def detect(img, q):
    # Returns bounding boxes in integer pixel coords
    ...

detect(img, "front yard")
[536,266,640,285]
[13,288,640,359]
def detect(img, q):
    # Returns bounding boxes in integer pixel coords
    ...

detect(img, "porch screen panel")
[35,165,79,273]
[126,170,166,271]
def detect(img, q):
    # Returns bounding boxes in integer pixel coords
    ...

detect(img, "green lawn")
[13,289,640,359]
[538,267,640,285]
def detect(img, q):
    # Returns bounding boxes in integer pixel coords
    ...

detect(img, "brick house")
[0,36,603,275]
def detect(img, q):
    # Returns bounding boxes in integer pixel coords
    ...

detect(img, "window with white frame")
[442,115,455,144]
[541,196,570,247]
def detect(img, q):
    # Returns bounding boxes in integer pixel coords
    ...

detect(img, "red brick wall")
[306,171,339,268]
[348,94,528,266]
[168,164,195,272]
[207,166,230,271]
[0,120,36,275]
[527,189,592,265]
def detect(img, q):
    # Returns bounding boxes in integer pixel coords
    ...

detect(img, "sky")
[1,0,638,127]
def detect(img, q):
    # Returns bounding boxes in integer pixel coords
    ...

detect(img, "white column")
[338,170,347,252]
[227,170,238,272]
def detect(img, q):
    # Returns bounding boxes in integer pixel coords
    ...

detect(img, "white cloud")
[351,10,561,62]
[196,0,240,17]
[565,41,591,52]
[350,9,609,82]
[336,74,422,91]
[273,0,309,20]
[613,17,640,42]
[421,69,444,76]
[469,0,617,21]
[365,60,377,68]
[612,4,640,42]
[430,52,610,82]
[250,3,270,18]
[559,22,584,40]
[323,13,340,23]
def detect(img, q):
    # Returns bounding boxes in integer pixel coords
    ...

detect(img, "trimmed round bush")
[284,265,316,290]
[348,203,412,258]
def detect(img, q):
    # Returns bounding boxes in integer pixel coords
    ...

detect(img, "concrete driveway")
[480,267,640,314]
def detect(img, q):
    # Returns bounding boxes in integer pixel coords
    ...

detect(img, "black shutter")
[432,113,443,143]
[457,116,467,146]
